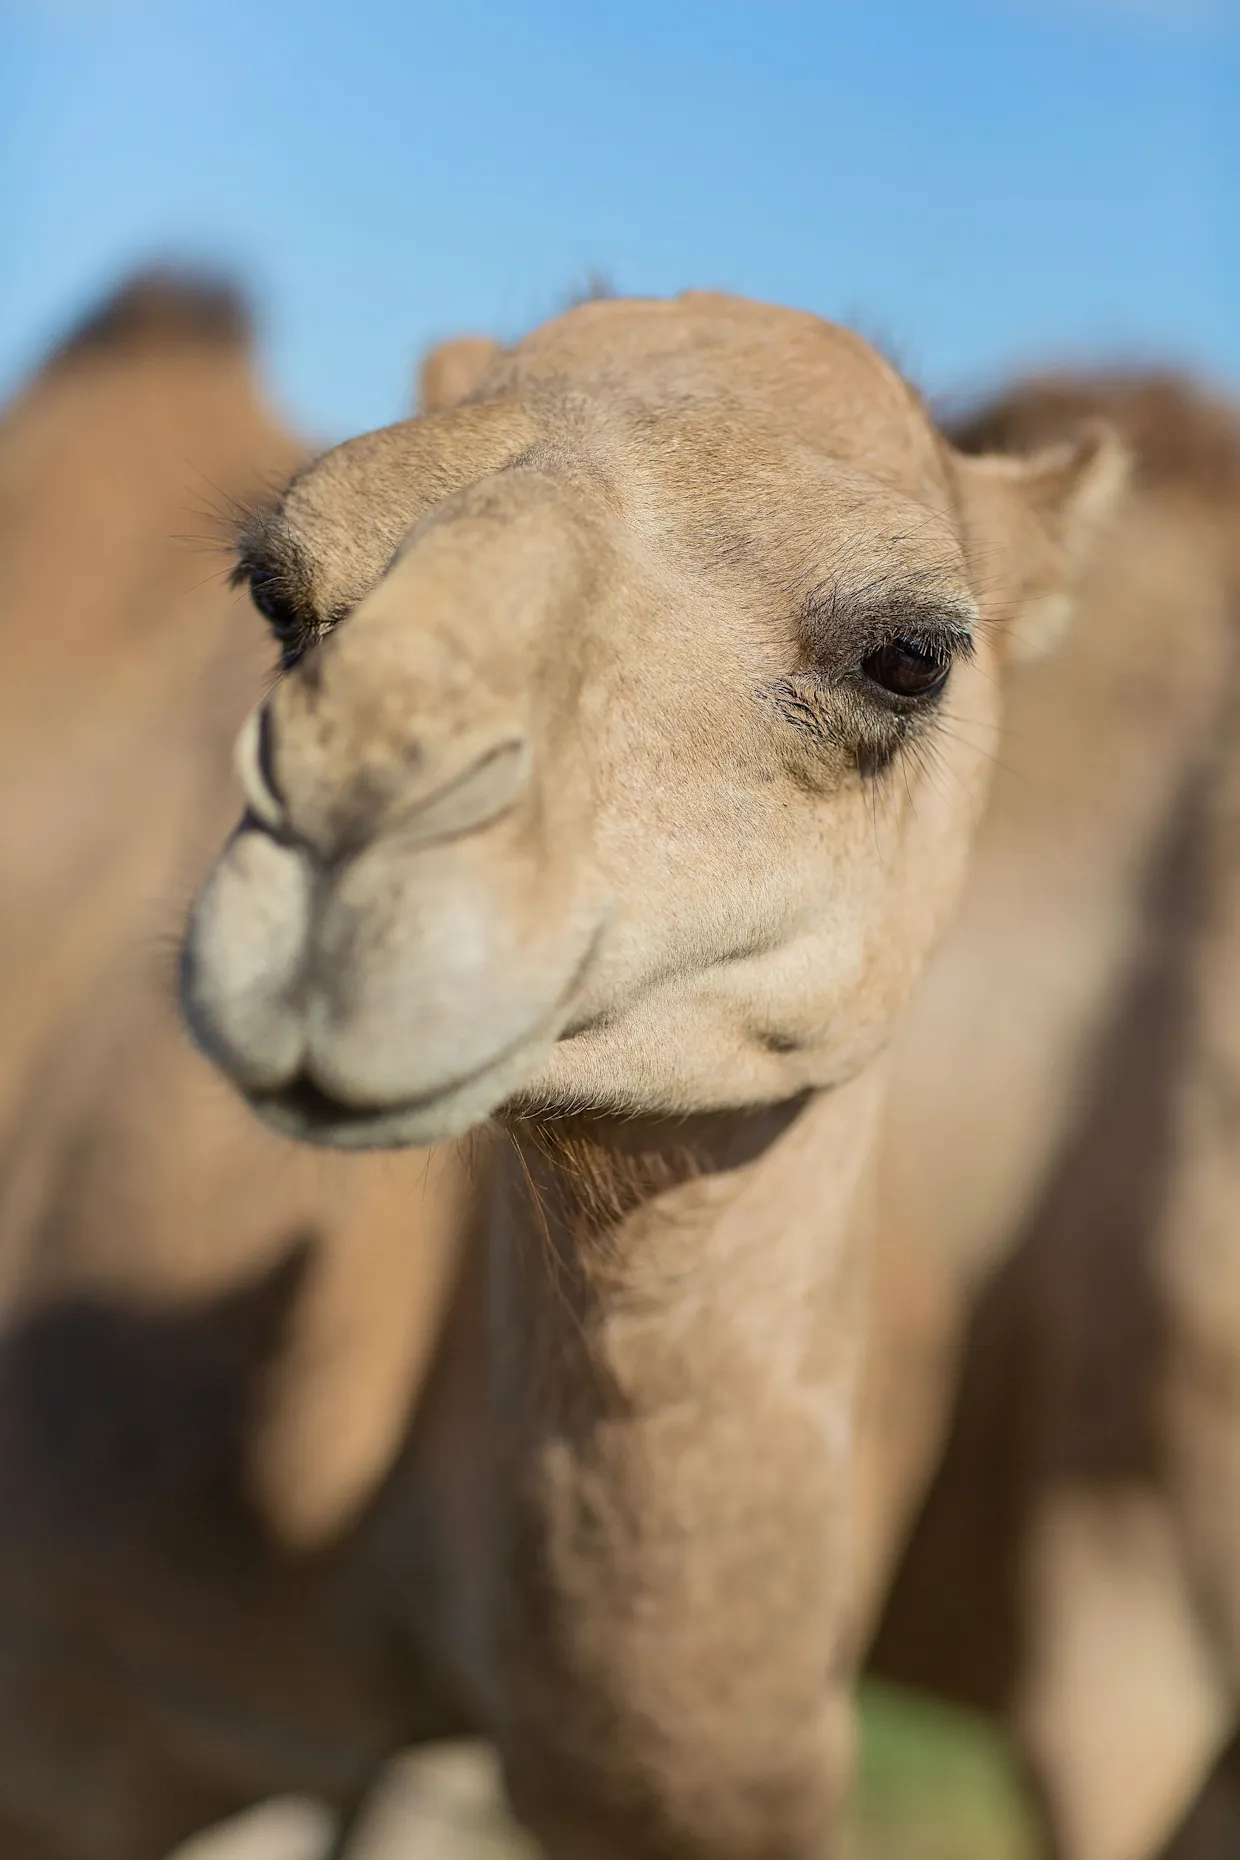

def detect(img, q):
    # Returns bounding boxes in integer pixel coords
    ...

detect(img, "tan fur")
[418,335,504,413]
[866,373,1240,1860]
[182,292,1119,1859]
[0,280,475,1860]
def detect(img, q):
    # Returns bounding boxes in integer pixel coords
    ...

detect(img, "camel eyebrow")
[227,509,327,643]
[798,577,977,666]
[228,505,301,586]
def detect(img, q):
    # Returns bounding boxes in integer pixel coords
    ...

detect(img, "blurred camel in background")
[868,373,1240,1860]
[0,279,479,1859]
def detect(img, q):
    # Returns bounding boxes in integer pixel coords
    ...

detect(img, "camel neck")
[503,1095,813,1292]
[485,1075,883,1857]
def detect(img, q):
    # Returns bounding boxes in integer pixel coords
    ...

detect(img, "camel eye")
[240,563,317,667]
[860,636,950,702]
[246,566,299,640]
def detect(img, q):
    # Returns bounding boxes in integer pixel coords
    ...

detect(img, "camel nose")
[386,732,531,844]
[234,705,286,833]
[234,703,531,855]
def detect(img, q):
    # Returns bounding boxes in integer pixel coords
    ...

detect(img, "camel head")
[182,294,1124,1147]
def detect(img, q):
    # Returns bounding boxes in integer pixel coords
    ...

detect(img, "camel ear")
[956,422,1131,663]
[417,335,503,414]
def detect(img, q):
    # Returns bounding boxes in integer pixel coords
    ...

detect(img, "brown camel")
[181,289,1120,1859]
[0,277,480,1860]
[866,373,1240,1860]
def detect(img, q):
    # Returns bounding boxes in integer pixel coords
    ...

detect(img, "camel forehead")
[265,296,950,623]
[502,294,941,478]
[294,294,939,511]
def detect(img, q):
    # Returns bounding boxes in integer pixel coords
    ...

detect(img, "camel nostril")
[394,733,532,845]
[256,704,283,807]
[233,704,286,832]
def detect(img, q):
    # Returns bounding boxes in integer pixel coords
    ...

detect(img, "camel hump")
[949,369,1240,511]
[47,267,253,369]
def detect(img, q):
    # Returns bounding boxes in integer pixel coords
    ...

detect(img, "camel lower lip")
[244,923,609,1150]
[255,1073,447,1130]
[248,1044,526,1149]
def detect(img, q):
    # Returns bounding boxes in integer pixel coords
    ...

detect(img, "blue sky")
[2,0,1236,441]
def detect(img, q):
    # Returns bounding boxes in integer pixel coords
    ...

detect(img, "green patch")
[854,1680,1039,1860]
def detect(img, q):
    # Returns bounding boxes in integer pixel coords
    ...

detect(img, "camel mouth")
[251,1071,482,1150]
[246,1013,556,1150]
[243,921,611,1150]
[249,1041,533,1150]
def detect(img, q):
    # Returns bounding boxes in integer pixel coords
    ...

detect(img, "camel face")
[183,293,1117,1147]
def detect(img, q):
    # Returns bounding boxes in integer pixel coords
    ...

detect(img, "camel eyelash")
[228,503,341,670]
[861,617,975,667]
[798,571,978,672]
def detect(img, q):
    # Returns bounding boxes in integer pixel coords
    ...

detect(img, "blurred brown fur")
[42,270,254,369]
[0,276,475,1859]
[867,372,1240,1860]
[417,335,502,413]
[954,372,1240,513]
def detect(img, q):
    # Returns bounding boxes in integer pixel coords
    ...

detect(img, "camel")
[181,289,1122,1859]
[13,273,1233,1860]
[863,372,1240,1860]
[0,275,483,1860]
